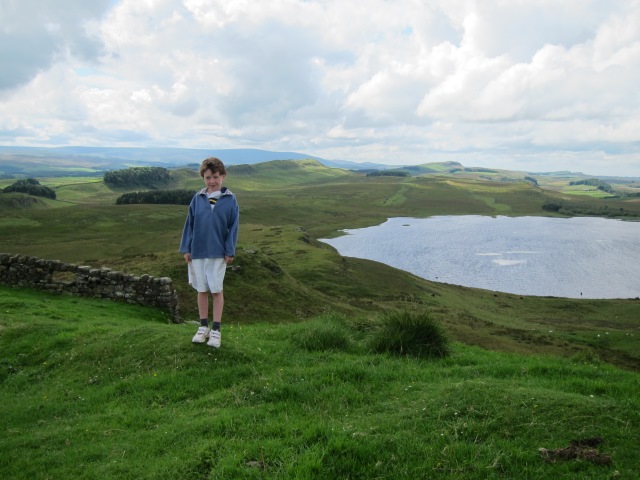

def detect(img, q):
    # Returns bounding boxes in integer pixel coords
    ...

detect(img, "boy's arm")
[179,202,195,254]
[225,202,240,257]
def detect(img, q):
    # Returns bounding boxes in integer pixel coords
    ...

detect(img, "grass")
[1,285,638,479]
[0,204,186,261]
[1,163,639,371]
[227,160,353,191]
[52,178,120,205]
[1,160,640,478]
[368,310,450,358]
[288,313,355,352]
[561,187,616,198]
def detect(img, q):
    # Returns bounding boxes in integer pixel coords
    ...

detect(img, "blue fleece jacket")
[179,187,239,259]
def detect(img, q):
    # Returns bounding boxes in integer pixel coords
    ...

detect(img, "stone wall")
[0,253,179,322]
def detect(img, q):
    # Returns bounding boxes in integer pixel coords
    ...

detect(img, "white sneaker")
[207,330,221,348]
[192,326,210,344]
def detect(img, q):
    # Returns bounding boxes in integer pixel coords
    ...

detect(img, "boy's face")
[203,168,225,192]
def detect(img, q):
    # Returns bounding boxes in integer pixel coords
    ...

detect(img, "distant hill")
[1,146,638,182]
[0,146,327,169]
[0,145,393,177]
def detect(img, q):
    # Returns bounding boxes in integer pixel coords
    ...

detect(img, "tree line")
[542,201,634,218]
[116,189,195,205]
[104,167,172,189]
[366,170,410,177]
[2,178,56,199]
[569,179,613,193]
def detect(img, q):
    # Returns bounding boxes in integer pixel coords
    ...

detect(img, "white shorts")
[188,258,227,293]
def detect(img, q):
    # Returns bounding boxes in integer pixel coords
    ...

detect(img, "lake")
[320,216,640,299]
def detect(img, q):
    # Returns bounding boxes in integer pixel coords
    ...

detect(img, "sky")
[1,0,640,176]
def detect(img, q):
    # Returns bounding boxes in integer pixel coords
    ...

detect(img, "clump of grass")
[368,310,450,358]
[570,349,603,366]
[289,313,353,352]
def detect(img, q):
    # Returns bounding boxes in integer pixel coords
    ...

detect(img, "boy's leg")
[207,291,224,348]
[197,291,209,320]
[192,291,211,344]
[212,291,224,325]
[206,258,226,326]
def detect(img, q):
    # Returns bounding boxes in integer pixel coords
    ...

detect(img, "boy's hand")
[184,253,192,262]
[224,256,234,264]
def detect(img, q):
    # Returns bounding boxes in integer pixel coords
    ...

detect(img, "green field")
[1,286,638,479]
[1,159,639,478]
[1,161,639,366]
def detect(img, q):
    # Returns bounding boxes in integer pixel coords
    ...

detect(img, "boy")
[179,157,239,348]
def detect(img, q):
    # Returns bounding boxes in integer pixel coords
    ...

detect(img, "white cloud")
[0,0,111,90]
[1,0,639,175]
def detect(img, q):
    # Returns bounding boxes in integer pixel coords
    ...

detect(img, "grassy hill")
[1,160,639,368]
[1,285,638,479]
[0,146,328,177]
[0,192,49,210]
[1,158,640,477]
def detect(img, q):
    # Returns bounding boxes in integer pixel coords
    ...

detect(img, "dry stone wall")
[0,253,179,322]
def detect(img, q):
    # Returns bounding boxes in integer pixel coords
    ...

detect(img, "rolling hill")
[1,158,639,370]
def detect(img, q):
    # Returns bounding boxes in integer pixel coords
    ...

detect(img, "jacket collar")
[198,186,232,196]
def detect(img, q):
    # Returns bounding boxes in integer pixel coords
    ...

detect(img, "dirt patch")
[539,437,611,465]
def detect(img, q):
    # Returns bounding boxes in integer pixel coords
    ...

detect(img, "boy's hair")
[199,157,226,177]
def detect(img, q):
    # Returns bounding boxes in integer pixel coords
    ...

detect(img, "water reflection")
[320,216,640,299]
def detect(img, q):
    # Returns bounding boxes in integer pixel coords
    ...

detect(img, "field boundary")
[0,253,179,321]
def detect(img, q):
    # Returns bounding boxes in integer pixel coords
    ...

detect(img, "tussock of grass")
[288,313,353,352]
[368,310,450,358]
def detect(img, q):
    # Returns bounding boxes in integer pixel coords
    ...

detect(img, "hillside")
[0,192,49,210]
[1,285,639,479]
[0,146,329,176]
[3,145,639,180]
[0,159,639,371]
[227,159,353,189]
[1,157,640,478]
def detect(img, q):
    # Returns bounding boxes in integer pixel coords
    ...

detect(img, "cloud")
[0,0,111,90]
[1,0,639,176]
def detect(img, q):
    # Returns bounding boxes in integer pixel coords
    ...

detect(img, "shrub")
[366,170,410,177]
[289,314,353,352]
[368,310,449,358]
[104,166,171,189]
[542,202,562,212]
[569,178,613,193]
[115,189,195,205]
[2,178,56,199]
